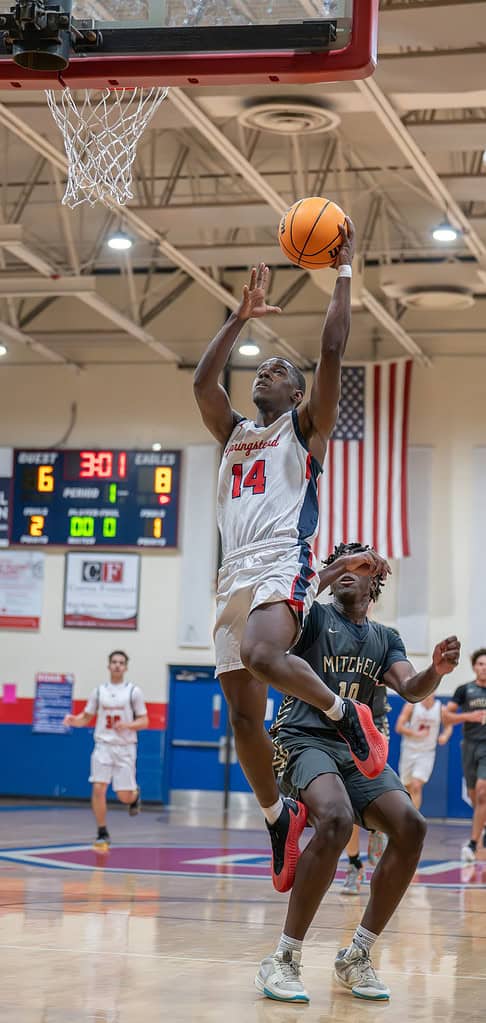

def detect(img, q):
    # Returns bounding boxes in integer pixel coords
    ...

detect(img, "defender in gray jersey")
[194,222,390,894]
[444,648,486,862]
[255,542,460,1004]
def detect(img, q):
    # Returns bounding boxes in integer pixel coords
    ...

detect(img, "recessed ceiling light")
[239,343,261,357]
[108,233,133,251]
[432,223,458,243]
[0,344,7,357]
[151,442,162,452]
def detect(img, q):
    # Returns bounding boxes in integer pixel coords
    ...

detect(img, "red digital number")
[80,451,114,479]
[232,459,267,499]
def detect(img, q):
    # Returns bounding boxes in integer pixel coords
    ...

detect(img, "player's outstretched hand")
[63,714,75,727]
[432,636,461,676]
[237,263,282,321]
[335,216,356,268]
[344,549,391,581]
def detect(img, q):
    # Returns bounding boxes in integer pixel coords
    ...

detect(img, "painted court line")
[1,943,486,981]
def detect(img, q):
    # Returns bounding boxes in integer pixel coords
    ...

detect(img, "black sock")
[349,854,363,870]
[97,826,109,838]
[469,839,477,852]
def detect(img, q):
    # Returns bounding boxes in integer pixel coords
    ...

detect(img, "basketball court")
[1,1,486,1020]
[1,801,486,1021]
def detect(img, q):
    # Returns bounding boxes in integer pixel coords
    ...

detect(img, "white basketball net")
[46,86,169,208]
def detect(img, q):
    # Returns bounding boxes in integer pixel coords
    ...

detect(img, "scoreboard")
[11,449,181,548]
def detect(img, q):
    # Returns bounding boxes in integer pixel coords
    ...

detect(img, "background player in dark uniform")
[256,542,460,1004]
[444,648,486,862]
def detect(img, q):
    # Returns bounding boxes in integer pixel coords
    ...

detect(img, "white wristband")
[338,264,353,279]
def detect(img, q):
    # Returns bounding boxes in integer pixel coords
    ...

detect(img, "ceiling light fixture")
[108,232,133,251]
[0,344,7,357]
[432,222,458,243]
[239,343,261,357]
[151,442,162,452]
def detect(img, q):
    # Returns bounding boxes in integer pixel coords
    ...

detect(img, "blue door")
[163,665,283,800]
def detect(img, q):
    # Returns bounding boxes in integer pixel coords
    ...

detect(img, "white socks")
[263,797,284,825]
[325,695,345,721]
[353,924,378,956]
[276,933,303,958]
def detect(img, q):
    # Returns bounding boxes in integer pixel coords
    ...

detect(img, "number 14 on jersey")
[232,459,267,499]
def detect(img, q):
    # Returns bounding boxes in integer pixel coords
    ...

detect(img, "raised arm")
[193,264,282,445]
[384,636,461,703]
[298,217,356,462]
[317,548,391,596]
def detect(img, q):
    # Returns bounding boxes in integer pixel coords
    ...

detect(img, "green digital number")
[103,517,117,538]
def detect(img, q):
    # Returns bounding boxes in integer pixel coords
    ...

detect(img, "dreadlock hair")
[325,542,385,603]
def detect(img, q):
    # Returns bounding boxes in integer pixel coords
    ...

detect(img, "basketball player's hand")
[63,714,75,727]
[114,721,131,733]
[237,264,282,320]
[432,636,461,676]
[344,550,391,581]
[469,710,486,724]
[335,216,356,268]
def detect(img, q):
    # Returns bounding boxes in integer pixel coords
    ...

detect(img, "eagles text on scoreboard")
[10,450,181,549]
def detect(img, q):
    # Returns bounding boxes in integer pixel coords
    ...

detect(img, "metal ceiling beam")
[0,319,77,365]
[167,86,427,361]
[142,275,193,327]
[0,100,307,368]
[356,77,486,263]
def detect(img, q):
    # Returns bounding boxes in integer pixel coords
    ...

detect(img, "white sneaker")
[334,943,390,1000]
[461,843,476,863]
[341,863,364,895]
[255,950,310,1003]
[368,831,387,867]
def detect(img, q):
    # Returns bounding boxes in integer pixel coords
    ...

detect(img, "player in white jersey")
[396,695,451,809]
[63,650,148,849]
[194,219,389,893]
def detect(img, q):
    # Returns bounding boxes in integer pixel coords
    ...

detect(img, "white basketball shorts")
[214,538,318,676]
[89,742,137,792]
[399,746,436,786]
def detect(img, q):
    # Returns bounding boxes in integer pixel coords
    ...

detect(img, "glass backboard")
[0,0,378,88]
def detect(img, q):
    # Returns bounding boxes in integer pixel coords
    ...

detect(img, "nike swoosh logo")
[328,629,339,634]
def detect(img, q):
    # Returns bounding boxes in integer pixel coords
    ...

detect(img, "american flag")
[314,360,413,561]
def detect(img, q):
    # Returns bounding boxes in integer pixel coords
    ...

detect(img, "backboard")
[0,0,379,89]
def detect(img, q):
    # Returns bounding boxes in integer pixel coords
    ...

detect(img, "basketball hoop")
[45,85,169,208]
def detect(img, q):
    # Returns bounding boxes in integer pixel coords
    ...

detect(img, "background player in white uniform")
[63,650,148,849]
[194,222,389,894]
[396,695,451,809]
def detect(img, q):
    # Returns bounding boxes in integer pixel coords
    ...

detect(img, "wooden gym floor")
[0,797,485,1022]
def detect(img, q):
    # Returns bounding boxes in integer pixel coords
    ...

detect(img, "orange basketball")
[278,196,347,270]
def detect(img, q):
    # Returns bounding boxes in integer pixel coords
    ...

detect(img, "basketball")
[278,196,347,270]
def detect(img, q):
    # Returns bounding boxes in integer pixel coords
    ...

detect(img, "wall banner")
[0,551,44,630]
[33,673,74,734]
[63,552,140,629]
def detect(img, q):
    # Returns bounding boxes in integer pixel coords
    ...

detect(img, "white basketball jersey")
[217,411,321,557]
[408,700,441,753]
[86,681,146,745]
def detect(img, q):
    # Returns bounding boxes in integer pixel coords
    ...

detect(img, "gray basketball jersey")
[272,602,408,741]
[217,410,321,557]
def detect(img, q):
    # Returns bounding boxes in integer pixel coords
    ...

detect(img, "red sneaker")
[337,700,388,779]
[266,798,308,893]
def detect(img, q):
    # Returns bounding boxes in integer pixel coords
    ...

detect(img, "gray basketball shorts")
[461,740,486,790]
[273,731,406,830]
